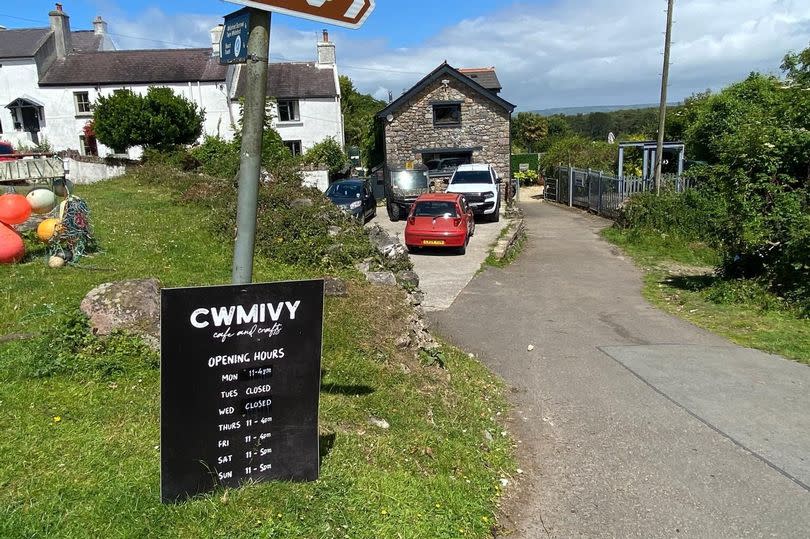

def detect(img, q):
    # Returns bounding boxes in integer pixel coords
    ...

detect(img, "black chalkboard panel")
[160,280,324,503]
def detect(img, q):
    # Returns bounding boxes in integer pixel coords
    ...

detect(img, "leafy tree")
[141,87,204,149]
[93,88,204,153]
[781,43,810,88]
[339,76,386,168]
[675,69,810,309]
[539,135,616,174]
[93,90,149,153]
[511,112,548,153]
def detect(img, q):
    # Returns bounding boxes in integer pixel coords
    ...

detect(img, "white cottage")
[0,4,344,158]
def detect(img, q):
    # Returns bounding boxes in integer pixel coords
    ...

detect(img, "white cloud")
[100,0,810,110]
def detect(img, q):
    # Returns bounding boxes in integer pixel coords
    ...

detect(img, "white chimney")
[210,24,224,57]
[93,16,108,35]
[49,3,73,59]
[317,29,336,66]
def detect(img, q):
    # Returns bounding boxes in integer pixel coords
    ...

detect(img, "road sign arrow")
[226,0,375,29]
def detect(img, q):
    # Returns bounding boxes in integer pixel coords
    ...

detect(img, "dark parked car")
[384,164,430,221]
[325,179,377,223]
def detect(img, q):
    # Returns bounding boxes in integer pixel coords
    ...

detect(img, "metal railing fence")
[544,167,693,220]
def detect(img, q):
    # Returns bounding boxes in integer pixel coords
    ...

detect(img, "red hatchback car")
[404,193,475,255]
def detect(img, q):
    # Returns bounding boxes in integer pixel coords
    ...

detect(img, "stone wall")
[383,78,511,180]
[64,158,126,185]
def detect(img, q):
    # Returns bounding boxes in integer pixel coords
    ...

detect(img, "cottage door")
[21,107,41,145]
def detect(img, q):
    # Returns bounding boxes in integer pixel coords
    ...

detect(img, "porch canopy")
[6,95,45,109]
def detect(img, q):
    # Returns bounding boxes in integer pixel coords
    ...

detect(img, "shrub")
[190,136,241,178]
[303,137,349,176]
[539,135,615,174]
[514,170,539,185]
[142,146,200,171]
[214,173,374,270]
[615,188,723,241]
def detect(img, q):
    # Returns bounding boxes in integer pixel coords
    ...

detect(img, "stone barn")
[377,62,515,184]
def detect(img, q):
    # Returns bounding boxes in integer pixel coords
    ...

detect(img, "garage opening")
[422,150,472,175]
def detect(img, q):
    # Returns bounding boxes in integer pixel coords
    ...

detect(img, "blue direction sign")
[220,9,252,65]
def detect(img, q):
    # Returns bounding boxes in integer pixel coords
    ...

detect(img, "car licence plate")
[423,240,445,246]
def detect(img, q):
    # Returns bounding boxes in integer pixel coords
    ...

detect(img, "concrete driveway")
[367,210,509,311]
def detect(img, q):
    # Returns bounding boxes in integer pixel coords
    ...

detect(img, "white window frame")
[277,99,300,123]
[74,91,92,116]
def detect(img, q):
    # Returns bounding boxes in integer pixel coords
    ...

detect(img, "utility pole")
[232,10,270,284]
[655,0,674,196]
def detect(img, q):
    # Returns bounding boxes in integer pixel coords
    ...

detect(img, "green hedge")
[511,153,539,175]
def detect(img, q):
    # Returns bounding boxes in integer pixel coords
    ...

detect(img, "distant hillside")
[531,103,679,116]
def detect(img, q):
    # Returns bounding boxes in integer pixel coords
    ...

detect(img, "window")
[74,92,92,116]
[413,201,459,218]
[79,134,98,156]
[278,100,300,122]
[433,104,461,127]
[284,140,302,156]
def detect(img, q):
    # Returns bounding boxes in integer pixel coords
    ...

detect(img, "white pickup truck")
[445,163,501,222]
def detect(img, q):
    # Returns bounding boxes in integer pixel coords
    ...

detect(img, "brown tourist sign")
[225,0,375,29]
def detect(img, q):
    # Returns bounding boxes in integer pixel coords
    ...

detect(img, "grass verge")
[483,219,526,270]
[603,227,809,364]
[0,176,514,538]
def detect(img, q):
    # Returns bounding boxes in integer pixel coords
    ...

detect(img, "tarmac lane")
[431,199,810,538]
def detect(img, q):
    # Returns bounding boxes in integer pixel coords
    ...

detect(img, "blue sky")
[7,1,511,47]
[3,1,809,110]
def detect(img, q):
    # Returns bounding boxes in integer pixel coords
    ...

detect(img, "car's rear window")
[414,201,459,217]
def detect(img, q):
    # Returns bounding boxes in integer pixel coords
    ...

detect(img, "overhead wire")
[0,13,424,76]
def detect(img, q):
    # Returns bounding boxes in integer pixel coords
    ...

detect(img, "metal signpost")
[158,0,376,505]
[224,0,376,285]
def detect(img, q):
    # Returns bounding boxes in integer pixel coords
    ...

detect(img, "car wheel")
[388,203,400,222]
[458,243,467,255]
[407,245,418,254]
[490,204,500,222]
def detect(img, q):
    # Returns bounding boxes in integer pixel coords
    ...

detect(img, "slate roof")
[458,67,502,92]
[39,48,227,86]
[378,63,515,119]
[234,63,338,99]
[0,28,51,58]
[70,31,104,53]
[0,28,104,59]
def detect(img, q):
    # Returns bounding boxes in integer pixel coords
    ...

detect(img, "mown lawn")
[603,227,810,364]
[0,178,514,538]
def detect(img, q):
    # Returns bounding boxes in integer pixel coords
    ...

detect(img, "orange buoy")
[37,218,62,242]
[0,194,32,225]
[0,222,25,264]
